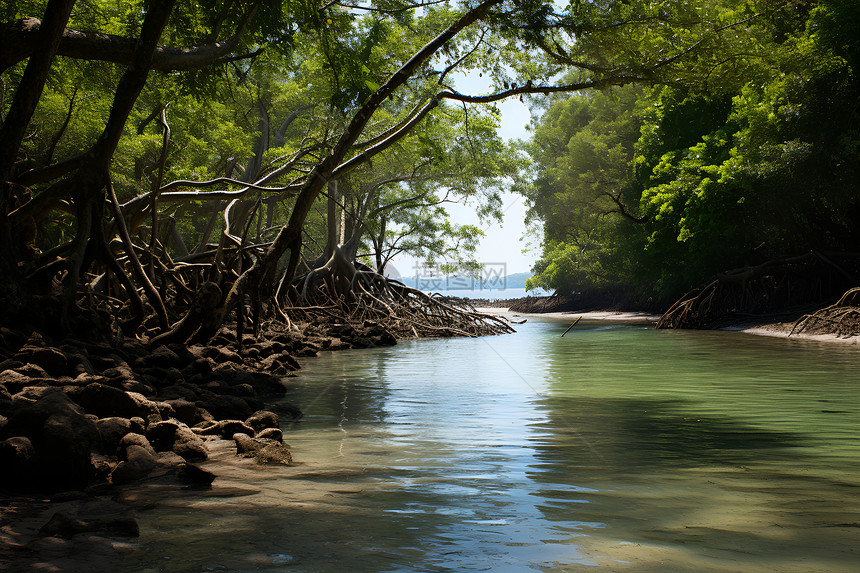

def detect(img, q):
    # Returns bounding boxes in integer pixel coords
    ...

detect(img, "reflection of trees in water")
[527,395,805,477]
[280,350,395,428]
[525,395,860,568]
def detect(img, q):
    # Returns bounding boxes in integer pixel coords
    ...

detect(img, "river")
[127,318,860,572]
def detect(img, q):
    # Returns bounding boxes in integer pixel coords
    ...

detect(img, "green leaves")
[525,0,860,303]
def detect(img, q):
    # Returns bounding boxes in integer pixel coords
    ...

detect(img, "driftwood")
[560,316,581,337]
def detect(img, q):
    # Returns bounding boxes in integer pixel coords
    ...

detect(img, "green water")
[130,320,860,572]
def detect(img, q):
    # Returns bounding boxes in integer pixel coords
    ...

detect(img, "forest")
[5,0,854,342]
[523,0,860,328]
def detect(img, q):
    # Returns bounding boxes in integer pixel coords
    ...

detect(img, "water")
[129,319,860,572]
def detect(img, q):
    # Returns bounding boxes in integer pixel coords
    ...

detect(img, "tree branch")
[1,4,260,73]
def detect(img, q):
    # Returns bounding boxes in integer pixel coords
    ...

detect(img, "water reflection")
[127,321,860,572]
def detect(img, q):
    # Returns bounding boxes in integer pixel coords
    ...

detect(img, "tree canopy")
[0,0,811,338]
[524,0,860,308]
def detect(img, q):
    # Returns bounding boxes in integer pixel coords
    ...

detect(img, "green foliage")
[8,0,859,306]
[523,85,648,297]
[525,0,860,304]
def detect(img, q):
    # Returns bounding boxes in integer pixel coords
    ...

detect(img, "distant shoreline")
[476,300,860,344]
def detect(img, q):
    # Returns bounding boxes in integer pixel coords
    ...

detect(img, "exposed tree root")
[657,252,860,330]
[790,287,860,338]
[284,247,515,338]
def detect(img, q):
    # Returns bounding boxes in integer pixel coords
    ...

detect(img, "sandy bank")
[479,307,659,326]
[480,307,860,344]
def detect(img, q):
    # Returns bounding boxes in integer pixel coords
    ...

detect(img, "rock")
[247,373,287,397]
[233,434,292,465]
[154,451,187,473]
[1,390,101,491]
[200,394,253,420]
[67,352,96,377]
[136,366,183,388]
[68,383,159,419]
[163,399,202,425]
[142,412,162,435]
[155,451,185,466]
[212,347,243,365]
[256,428,283,443]
[373,330,397,346]
[154,401,176,420]
[118,433,156,457]
[233,433,259,454]
[146,420,180,451]
[2,369,37,393]
[157,383,199,401]
[192,421,221,435]
[0,436,37,478]
[172,427,208,461]
[178,463,216,485]
[217,383,256,397]
[256,340,285,357]
[121,380,157,396]
[12,345,69,376]
[139,345,180,369]
[217,420,255,439]
[245,410,278,433]
[186,345,208,360]
[270,402,303,421]
[91,453,114,483]
[146,420,207,461]
[254,442,293,465]
[349,336,374,348]
[190,356,216,375]
[96,417,132,452]
[166,343,193,362]
[0,358,25,371]
[72,373,110,387]
[110,444,157,484]
[260,352,301,374]
[211,362,255,386]
[12,363,51,378]
[11,384,58,405]
[39,497,139,538]
[101,366,133,382]
[0,327,25,350]
[328,339,352,351]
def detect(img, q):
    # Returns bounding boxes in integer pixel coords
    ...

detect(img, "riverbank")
[0,319,401,570]
[481,301,860,344]
[479,306,661,326]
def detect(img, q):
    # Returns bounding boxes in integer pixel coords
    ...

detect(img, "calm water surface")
[130,320,860,572]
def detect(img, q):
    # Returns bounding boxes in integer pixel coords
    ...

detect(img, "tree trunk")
[0,0,75,324]
[326,180,338,256]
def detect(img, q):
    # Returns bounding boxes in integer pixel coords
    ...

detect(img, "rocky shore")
[0,320,397,570]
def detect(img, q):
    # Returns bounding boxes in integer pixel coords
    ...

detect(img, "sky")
[387,74,542,278]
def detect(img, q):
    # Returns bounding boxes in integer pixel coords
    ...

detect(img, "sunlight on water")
[129,320,860,572]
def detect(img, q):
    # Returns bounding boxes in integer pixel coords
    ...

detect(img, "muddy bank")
[0,320,397,570]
